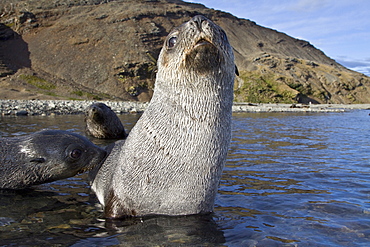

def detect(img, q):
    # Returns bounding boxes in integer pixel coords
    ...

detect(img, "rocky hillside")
[1,0,369,103]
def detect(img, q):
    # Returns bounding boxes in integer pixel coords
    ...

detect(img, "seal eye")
[168,36,177,48]
[70,149,83,159]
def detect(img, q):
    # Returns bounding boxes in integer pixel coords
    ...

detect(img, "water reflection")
[1,173,226,246]
[92,215,225,246]
[0,176,100,246]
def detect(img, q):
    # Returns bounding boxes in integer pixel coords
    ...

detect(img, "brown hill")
[1,0,369,103]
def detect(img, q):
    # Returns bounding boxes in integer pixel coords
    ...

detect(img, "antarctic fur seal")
[0,130,107,189]
[91,15,236,218]
[85,103,127,139]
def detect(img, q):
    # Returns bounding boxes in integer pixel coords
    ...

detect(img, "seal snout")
[189,15,219,49]
[192,15,208,31]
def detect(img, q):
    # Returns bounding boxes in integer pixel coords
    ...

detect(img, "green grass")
[71,90,105,100]
[234,71,296,103]
[72,90,84,97]
[287,82,313,96]
[19,74,56,90]
[44,92,58,97]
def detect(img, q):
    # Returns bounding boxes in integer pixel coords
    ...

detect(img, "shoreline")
[232,103,370,113]
[1,99,370,116]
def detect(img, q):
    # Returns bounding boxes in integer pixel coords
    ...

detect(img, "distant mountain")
[1,0,369,103]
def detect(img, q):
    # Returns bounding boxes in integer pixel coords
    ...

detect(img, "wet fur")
[91,16,235,217]
[85,103,127,139]
[0,130,107,189]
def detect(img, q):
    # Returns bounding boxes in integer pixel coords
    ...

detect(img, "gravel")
[0,100,149,116]
[1,100,370,116]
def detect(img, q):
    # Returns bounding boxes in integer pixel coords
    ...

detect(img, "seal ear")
[30,158,46,163]
[235,65,239,76]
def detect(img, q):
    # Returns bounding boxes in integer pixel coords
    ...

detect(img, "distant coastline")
[232,103,370,113]
[1,100,370,116]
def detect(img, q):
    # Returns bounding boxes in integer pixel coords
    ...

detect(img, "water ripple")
[217,111,370,246]
[1,110,370,246]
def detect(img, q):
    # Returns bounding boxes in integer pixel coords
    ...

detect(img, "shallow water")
[0,111,370,246]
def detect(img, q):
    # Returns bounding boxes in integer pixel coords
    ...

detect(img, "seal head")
[162,15,232,75]
[92,15,235,218]
[85,103,127,139]
[0,130,107,189]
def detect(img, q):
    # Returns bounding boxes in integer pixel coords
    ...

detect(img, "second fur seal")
[91,15,236,218]
[0,130,107,189]
[85,103,127,139]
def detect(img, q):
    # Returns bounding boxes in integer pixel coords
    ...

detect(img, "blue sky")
[186,0,370,76]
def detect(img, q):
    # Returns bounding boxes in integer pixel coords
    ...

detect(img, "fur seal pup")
[91,15,235,218]
[0,130,107,189]
[85,103,127,139]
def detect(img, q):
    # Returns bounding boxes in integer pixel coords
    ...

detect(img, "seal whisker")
[29,158,46,163]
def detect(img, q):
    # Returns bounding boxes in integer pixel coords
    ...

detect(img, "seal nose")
[192,15,207,30]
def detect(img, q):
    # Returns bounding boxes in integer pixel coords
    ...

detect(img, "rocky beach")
[0,100,148,116]
[1,99,370,116]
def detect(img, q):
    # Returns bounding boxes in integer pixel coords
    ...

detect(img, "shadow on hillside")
[0,23,31,75]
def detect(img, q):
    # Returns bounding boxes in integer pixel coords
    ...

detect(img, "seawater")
[0,110,369,246]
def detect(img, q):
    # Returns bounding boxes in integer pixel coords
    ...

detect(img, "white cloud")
[336,58,370,76]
